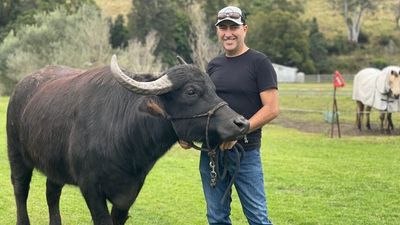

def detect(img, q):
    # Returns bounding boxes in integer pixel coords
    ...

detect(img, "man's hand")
[219,140,237,150]
[178,140,192,149]
[179,140,237,151]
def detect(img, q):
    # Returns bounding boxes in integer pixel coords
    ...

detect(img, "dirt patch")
[272,117,400,137]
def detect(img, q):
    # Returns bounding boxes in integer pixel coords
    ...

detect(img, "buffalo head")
[110,55,249,147]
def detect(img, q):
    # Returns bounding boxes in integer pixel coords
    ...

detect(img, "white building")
[272,63,304,83]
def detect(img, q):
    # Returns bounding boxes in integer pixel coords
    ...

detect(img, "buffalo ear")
[140,99,167,118]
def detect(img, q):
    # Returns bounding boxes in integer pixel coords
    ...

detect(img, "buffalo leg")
[10,161,33,225]
[46,179,64,225]
[111,207,129,225]
[109,175,147,225]
[80,186,112,225]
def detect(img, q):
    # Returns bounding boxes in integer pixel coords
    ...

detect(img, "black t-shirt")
[207,49,278,150]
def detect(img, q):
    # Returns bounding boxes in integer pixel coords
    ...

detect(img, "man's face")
[216,21,248,56]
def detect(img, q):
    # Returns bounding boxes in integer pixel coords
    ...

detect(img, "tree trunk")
[397,0,400,29]
[343,0,368,43]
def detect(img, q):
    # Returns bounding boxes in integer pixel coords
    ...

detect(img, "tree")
[116,31,163,73]
[395,0,400,29]
[0,4,112,94]
[330,0,377,43]
[109,14,129,48]
[237,0,304,21]
[308,17,331,73]
[0,0,13,28]
[127,0,191,65]
[187,2,221,71]
[247,10,315,73]
[203,0,228,38]
[0,0,24,41]
[0,0,95,41]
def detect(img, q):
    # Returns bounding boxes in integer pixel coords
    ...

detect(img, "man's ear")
[139,99,167,118]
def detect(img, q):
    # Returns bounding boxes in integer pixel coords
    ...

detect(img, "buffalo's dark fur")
[7,64,248,225]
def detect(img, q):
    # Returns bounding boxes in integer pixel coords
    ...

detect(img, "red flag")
[333,70,345,88]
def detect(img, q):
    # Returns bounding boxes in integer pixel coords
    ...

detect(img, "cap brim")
[215,18,243,26]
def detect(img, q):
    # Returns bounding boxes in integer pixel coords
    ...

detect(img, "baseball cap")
[215,6,244,26]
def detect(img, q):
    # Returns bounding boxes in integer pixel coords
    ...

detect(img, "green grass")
[1,87,400,224]
[265,126,400,224]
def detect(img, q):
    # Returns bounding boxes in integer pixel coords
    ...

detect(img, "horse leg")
[46,179,64,225]
[379,112,386,133]
[366,106,372,130]
[356,101,363,130]
[387,112,394,133]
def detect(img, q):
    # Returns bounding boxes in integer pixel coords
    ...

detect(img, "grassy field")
[0,81,400,225]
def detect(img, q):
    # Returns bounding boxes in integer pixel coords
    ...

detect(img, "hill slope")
[95,0,131,19]
[95,0,399,41]
[95,0,400,70]
[303,0,400,39]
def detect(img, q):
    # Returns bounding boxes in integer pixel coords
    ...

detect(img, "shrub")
[369,57,389,69]
[0,5,112,94]
[327,36,357,55]
[115,31,164,73]
[378,35,393,46]
[357,30,369,44]
[109,14,129,49]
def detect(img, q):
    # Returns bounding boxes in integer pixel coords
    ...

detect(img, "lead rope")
[167,101,244,204]
[204,104,220,188]
[216,143,244,204]
[203,109,245,203]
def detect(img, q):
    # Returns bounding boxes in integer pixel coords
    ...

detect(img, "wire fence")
[303,74,355,83]
[279,89,352,97]
[278,84,400,120]
[275,79,400,134]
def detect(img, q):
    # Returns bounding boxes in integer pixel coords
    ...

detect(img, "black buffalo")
[6,55,249,225]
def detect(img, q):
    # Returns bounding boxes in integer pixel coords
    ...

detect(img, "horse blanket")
[352,66,400,112]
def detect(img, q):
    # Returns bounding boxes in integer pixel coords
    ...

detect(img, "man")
[180,5,279,225]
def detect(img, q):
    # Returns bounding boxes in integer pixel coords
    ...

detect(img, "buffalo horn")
[110,55,173,95]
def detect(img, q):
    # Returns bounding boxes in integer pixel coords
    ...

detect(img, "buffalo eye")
[185,88,197,96]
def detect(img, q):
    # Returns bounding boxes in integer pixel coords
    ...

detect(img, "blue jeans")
[199,148,273,225]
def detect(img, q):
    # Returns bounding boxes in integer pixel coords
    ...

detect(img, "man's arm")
[248,88,279,133]
[218,88,279,149]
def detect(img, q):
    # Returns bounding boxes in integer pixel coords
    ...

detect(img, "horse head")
[388,70,400,99]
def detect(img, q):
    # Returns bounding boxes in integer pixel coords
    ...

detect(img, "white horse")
[352,66,400,132]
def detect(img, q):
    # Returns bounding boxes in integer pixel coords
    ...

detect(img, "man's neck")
[226,45,249,57]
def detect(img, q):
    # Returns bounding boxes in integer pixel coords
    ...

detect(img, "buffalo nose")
[234,116,250,133]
